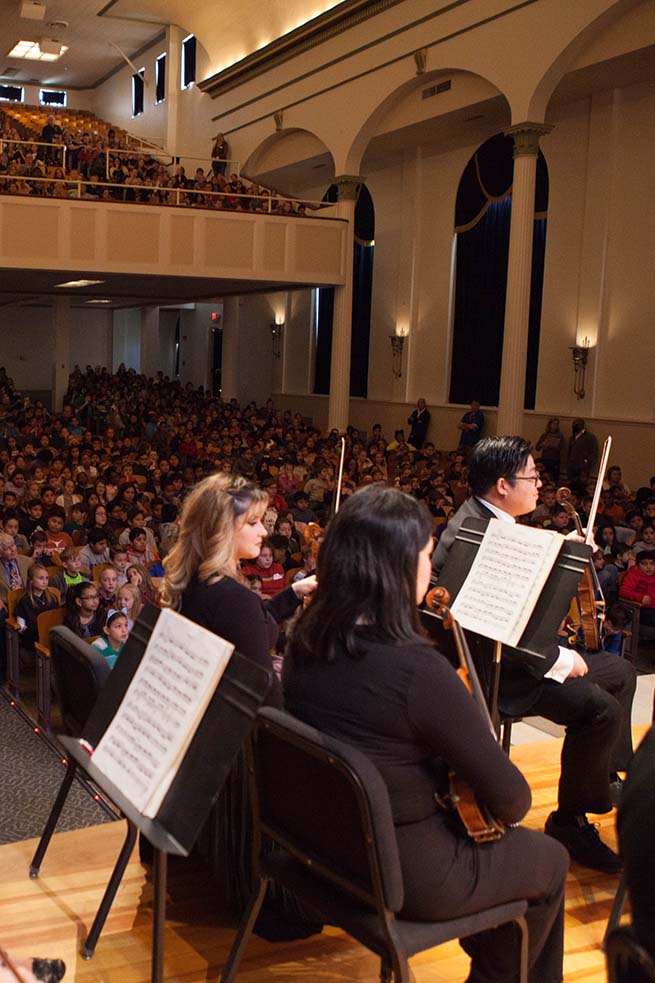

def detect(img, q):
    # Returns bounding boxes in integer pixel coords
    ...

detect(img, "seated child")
[96,563,118,616]
[602,602,632,656]
[292,544,317,583]
[64,581,103,639]
[241,541,286,597]
[126,564,160,607]
[14,564,60,648]
[116,582,142,632]
[619,550,655,636]
[78,527,110,569]
[244,573,264,598]
[92,609,129,669]
[50,546,89,598]
[3,510,29,553]
[29,529,52,561]
[44,508,74,556]
[110,545,129,587]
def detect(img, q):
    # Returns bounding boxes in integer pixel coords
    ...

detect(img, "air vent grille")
[422,79,452,99]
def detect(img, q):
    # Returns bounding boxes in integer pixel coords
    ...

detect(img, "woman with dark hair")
[284,485,568,983]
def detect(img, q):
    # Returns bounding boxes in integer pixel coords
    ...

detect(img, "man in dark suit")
[433,435,635,873]
[567,417,599,483]
[0,531,33,682]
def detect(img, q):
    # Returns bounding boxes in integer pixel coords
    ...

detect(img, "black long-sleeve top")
[181,575,301,707]
[284,632,530,826]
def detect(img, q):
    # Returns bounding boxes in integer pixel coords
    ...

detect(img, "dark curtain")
[524,218,547,410]
[449,198,511,406]
[450,133,549,408]
[314,185,374,397]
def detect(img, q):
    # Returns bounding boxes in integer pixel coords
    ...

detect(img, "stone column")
[496,123,552,436]
[52,296,71,411]
[140,306,160,379]
[327,175,362,432]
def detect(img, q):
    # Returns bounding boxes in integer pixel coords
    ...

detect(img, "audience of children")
[1,362,655,689]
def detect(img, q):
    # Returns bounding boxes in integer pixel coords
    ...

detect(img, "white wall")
[92,38,169,147]
[112,309,141,371]
[0,304,111,391]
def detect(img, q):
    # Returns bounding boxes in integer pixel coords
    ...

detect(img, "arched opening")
[449,132,548,409]
[314,184,375,398]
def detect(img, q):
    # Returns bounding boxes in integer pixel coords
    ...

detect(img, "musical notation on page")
[450,521,563,647]
[89,608,234,818]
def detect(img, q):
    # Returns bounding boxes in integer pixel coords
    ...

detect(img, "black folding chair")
[221,707,529,983]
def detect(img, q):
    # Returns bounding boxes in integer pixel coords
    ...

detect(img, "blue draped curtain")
[314,185,374,397]
[449,134,548,409]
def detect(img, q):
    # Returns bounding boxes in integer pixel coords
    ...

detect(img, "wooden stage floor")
[1,730,645,983]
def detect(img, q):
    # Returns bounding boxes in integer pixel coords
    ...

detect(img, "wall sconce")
[390,323,409,378]
[570,336,591,399]
[270,316,284,358]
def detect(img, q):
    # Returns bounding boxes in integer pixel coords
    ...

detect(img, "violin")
[555,435,612,651]
[425,586,505,843]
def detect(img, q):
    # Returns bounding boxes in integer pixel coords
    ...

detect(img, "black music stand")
[29,605,272,982]
[433,517,591,725]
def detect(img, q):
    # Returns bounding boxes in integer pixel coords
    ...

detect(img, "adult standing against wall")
[457,399,484,453]
[567,418,599,484]
[407,398,430,449]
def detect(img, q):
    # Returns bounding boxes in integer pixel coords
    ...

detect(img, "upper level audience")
[0,108,315,216]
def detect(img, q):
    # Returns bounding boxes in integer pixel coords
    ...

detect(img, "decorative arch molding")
[343,67,510,175]
[240,127,336,185]
[526,0,635,120]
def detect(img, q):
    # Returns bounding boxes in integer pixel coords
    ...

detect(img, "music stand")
[433,517,591,724]
[29,605,272,982]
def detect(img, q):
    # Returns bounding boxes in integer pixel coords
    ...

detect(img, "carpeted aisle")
[0,693,115,844]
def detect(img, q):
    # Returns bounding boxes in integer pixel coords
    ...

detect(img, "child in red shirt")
[241,541,286,597]
[619,550,655,633]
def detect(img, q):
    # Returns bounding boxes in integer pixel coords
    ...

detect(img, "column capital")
[504,122,553,158]
[334,174,365,201]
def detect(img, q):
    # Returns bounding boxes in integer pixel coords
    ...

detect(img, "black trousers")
[396,817,568,983]
[501,650,636,815]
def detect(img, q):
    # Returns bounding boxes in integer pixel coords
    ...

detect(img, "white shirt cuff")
[544,646,575,683]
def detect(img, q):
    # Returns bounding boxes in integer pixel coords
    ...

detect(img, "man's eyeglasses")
[513,474,541,486]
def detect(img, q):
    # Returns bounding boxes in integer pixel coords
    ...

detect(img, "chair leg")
[5,627,20,697]
[36,650,51,730]
[379,959,392,982]
[30,760,77,877]
[603,874,628,951]
[501,718,513,754]
[220,878,268,983]
[515,913,529,983]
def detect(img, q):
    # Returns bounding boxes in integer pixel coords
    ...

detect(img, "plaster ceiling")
[0,0,167,89]
[0,267,304,310]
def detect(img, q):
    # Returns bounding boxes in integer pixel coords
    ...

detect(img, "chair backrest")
[6,587,25,618]
[36,605,65,650]
[50,625,111,735]
[252,707,404,913]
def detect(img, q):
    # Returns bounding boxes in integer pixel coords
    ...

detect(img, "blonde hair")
[26,562,58,606]
[161,473,267,610]
[116,582,143,621]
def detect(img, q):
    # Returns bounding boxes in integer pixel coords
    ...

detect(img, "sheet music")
[90,608,234,818]
[450,521,562,647]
